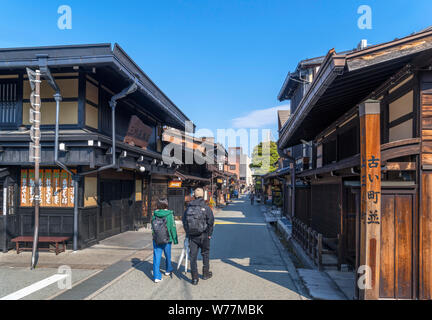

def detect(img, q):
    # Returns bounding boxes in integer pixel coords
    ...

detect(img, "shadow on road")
[130,257,193,283]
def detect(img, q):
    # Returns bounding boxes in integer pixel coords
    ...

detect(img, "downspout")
[77,80,138,176]
[278,147,296,219]
[2,177,8,253]
[43,64,138,251]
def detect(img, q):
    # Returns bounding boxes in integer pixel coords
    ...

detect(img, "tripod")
[177,238,189,274]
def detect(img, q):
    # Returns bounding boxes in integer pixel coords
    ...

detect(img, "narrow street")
[90,197,304,300]
[0,197,305,300]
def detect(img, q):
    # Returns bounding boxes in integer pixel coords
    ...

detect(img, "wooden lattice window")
[0,81,18,125]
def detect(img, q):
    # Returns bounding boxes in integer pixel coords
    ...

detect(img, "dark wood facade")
[0,44,193,251]
[277,28,432,299]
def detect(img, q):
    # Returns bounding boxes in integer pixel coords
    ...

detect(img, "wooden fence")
[291,217,342,270]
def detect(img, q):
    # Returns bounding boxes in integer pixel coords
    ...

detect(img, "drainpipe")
[77,80,137,176]
[43,65,138,251]
[2,177,8,253]
[278,147,296,218]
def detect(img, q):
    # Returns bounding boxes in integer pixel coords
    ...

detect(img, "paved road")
[0,197,305,300]
[91,197,304,300]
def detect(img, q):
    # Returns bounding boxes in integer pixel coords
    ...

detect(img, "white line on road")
[1,274,67,300]
[215,220,266,226]
[257,270,290,273]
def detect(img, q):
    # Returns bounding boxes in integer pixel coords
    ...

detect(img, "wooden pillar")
[420,74,432,299]
[359,100,381,300]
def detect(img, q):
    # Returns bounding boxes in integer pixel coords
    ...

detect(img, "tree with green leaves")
[249,141,279,176]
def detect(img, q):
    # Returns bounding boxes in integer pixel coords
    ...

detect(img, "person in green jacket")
[151,199,178,283]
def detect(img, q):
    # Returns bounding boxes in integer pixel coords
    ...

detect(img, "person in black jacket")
[182,188,215,285]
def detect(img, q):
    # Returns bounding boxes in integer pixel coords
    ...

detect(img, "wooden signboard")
[69,170,76,206]
[60,170,69,206]
[124,115,153,149]
[40,170,45,207]
[169,181,182,188]
[20,169,74,208]
[21,169,29,207]
[359,100,381,300]
[28,169,35,206]
[44,170,53,206]
[52,169,60,207]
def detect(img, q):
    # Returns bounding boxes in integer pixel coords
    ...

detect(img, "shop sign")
[169,180,182,188]
[124,115,153,149]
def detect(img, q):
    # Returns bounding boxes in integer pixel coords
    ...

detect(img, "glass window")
[387,90,414,143]
[389,119,413,142]
[389,91,413,122]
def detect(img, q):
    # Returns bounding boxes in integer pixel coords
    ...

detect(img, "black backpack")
[152,216,170,245]
[185,204,207,236]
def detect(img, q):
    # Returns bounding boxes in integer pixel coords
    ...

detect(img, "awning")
[175,172,210,183]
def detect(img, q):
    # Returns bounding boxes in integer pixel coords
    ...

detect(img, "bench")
[11,236,70,255]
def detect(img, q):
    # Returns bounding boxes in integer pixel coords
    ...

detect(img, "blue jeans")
[153,241,173,280]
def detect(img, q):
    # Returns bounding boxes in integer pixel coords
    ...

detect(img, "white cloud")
[231,104,290,129]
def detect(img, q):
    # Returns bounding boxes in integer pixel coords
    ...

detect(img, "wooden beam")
[359,100,381,300]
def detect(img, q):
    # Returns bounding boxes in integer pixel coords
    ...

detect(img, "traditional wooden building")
[162,127,212,214]
[278,27,432,299]
[0,43,192,251]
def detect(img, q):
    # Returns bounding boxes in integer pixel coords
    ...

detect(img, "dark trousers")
[189,233,210,278]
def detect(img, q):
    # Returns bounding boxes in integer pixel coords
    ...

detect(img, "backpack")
[185,204,208,236]
[152,216,170,245]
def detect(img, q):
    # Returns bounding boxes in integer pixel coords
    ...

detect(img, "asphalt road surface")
[91,197,304,300]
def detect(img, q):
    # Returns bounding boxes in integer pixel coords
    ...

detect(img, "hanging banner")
[20,169,74,208]
[28,169,35,206]
[45,170,52,206]
[60,170,69,206]
[53,169,60,207]
[40,170,45,207]
[21,169,29,207]
[69,170,75,206]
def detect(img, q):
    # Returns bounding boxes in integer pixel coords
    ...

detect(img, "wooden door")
[380,191,416,299]
[168,188,185,217]
[344,187,358,265]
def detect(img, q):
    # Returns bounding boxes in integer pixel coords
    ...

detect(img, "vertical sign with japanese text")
[359,100,381,300]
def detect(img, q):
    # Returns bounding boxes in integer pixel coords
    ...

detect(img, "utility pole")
[27,68,41,270]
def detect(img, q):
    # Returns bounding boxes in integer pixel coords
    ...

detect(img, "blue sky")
[1,0,431,145]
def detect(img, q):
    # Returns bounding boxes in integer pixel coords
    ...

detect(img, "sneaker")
[154,278,163,283]
[164,272,172,276]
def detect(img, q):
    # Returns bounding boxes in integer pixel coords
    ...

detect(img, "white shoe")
[165,272,172,276]
[154,278,163,283]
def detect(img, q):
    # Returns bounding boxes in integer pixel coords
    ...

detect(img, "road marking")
[257,269,290,273]
[215,220,266,226]
[1,274,67,300]
[46,269,103,300]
